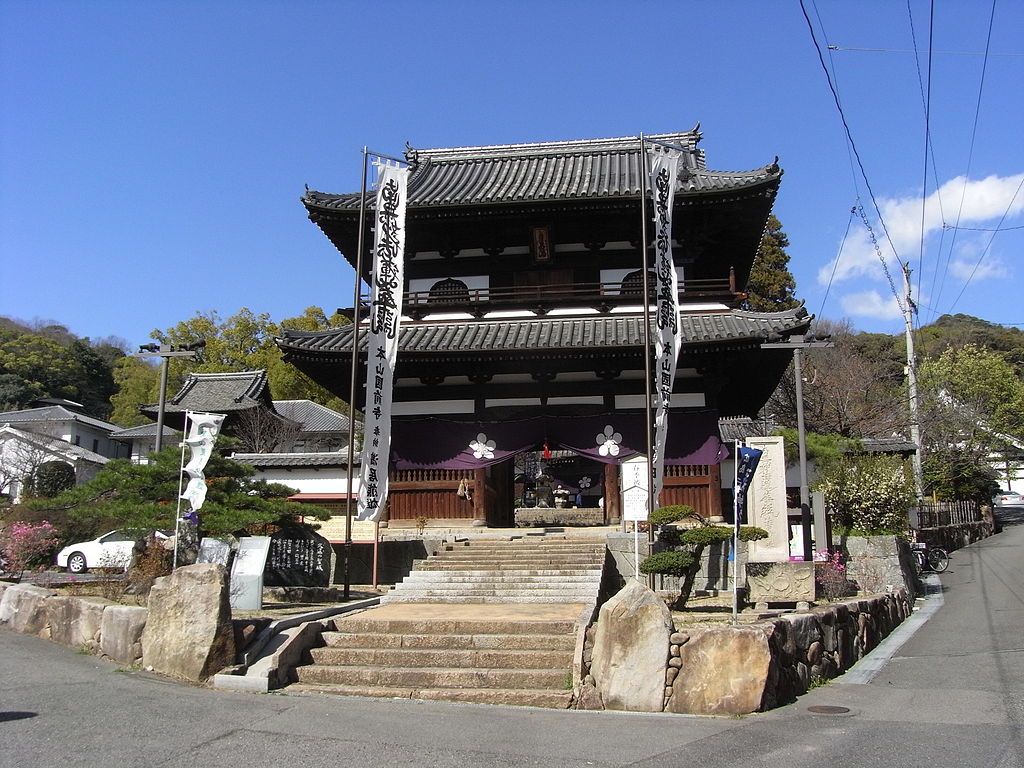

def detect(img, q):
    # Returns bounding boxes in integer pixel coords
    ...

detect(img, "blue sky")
[2,0,1022,346]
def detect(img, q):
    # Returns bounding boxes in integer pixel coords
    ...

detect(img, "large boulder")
[142,564,235,681]
[48,596,111,650]
[100,605,148,665]
[666,626,773,715]
[0,583,54,635]
[589,580,672,712]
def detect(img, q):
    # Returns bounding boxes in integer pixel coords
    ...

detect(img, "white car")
[56,530,169,574]
[993,490,1024,507]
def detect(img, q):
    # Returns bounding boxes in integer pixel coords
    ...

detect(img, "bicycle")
[911,541,949,573]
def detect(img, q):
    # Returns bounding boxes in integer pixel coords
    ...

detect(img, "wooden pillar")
[708,462,722,519]
[473,467,487,521]
[603,462,620,524]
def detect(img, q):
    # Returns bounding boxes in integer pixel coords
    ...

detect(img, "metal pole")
[638,135,657,589]
[342,146,371,601]
[794,349,813,560]
[732,440,740,623]
[903,264,925,500]
[155,355,169,453]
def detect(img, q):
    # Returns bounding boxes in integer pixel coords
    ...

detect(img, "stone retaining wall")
[0,581,147,665]
[582,583,913,716]
[917,520,994,553]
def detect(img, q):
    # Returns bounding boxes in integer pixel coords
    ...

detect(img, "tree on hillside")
[918,344,1024,453]
[743,215,800,312]
[145,306,349,413]
[108,356,160,427]
[916,314,1024,374]
[767,319,906,438]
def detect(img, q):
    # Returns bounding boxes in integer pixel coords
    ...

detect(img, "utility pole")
[137,341,205,453]
[902,264,925,500]
[761,333,833,559]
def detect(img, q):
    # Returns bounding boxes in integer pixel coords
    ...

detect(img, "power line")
[948,174,1024,313]
[827,45,1023,56]
[800,0,907,305]
[816,205,857,322]
[929,0,999,322]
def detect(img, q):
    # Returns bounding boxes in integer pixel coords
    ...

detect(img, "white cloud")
[817,172,1024,288]
[949,255,1008,282]
[839,290,904,320]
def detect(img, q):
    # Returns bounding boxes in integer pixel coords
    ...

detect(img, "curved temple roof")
[277,307,811,361]
[302,131,781,212]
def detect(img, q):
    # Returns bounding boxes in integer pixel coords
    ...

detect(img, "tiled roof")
[302,131,781,211]
[278,308,810,359]
[271,400,354,433]
[232,451,352,468]
[0,424,109,465]
[108,423,181,441]
[0,405,122,433]
[141,370,272,416]
[718,416,779,442]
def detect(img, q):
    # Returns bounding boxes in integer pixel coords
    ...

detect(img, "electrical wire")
[816,205,857,322]
[930,0,999,321]
[948,174,1024,313]
[800,0,907,315]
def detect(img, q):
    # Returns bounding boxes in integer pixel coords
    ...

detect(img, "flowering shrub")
[1,520,60,577]
[815,549,855,601]
[814,454,915,534]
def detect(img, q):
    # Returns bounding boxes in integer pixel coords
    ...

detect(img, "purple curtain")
[390,410,726,470]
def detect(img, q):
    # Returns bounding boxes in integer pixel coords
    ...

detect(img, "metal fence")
[915,500,983,529]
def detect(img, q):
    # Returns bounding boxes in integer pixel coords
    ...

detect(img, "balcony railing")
[396,274,740,320]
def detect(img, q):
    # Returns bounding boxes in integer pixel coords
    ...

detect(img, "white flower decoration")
[469,432,496,460]
[596,425,622,457]
[578,476,592,490]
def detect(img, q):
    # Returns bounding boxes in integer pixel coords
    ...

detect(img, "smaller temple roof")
[232,451,352,468]
[140,370,273,420]
[272,399,355,434]
[109,423,181,442]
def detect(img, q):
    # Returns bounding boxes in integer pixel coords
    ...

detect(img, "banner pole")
[173,411,190,569]
[638,134,657,589]
[342,147,370,601]
[733,439,740,624]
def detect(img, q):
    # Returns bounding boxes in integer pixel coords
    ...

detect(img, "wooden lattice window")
[620,269,656,295]
[427,278,470,304]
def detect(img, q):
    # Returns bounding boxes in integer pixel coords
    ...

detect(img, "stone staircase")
[288,536,607,708]
[384,536,607,603]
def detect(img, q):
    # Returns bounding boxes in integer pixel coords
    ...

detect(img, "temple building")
[277,129,810,528]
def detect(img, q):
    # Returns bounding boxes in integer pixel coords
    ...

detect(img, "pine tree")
[743,215,800,312]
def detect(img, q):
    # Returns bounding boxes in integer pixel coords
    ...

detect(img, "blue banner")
[734,445,763,523]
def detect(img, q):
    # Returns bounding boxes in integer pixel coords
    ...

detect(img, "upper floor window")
[620,269,656,295]
[428,278,470,304]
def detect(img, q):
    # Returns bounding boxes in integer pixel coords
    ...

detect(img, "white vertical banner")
[648,148,682,503]
[180,410,226,515]
[357,162,409,521]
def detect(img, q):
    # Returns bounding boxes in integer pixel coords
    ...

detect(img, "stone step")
[439,545,605,554]
[310,646,573,669]
[321,630,576,651]
[385,598,593,606]
[334,617,578,635]
[295,664,568,690]
[415,561,602,573]
[399,573,600,584]
[285,682,572,709]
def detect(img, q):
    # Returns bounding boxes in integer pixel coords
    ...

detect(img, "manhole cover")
[807,705,851,715]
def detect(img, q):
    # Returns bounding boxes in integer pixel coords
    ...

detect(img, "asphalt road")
[2,510,1022,768]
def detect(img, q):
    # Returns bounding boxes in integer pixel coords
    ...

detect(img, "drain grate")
[807,705,851,715]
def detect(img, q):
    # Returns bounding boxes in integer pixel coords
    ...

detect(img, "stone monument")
[264,526,332,588]
[744,436,789,563]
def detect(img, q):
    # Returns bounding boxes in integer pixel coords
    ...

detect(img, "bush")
[814,454,914,534]
[639,549,696,577]
[1,520,59,576]
[648,505,696,527]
